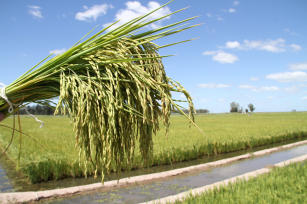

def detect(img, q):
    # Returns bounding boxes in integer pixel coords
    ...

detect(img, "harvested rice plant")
[0,1,197,181]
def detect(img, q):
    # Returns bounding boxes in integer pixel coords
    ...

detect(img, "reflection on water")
[0,163,13,192]
[0,152,30,192]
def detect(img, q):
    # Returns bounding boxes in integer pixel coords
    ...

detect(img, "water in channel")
[41,144,307,204]
[0,139,303,193]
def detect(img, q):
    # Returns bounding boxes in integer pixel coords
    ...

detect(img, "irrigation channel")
[0,140,306,203]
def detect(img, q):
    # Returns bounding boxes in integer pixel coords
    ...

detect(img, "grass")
[0,112,307,183]
[176,161,307,204]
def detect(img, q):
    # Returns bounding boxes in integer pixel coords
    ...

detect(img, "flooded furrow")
[43,144,307,204]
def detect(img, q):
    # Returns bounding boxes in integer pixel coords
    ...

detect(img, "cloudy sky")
[1,0,307,113]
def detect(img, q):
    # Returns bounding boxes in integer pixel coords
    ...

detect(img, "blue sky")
[1,0,307,113]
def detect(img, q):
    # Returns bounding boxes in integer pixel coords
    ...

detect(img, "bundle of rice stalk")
[0,1,197,180]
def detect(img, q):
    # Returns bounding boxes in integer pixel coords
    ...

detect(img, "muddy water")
[43,144,307,204]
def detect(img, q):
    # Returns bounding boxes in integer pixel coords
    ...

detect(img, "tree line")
[19,103,255,115]
[18,105,55,115]
[173,109,210,114]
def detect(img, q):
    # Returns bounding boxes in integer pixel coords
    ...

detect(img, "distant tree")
[27,106,35,114]
[196,109,209,114]
[171,109,189,114]
[172,109,209,114]
[248,103,255,112]
[230,102,240,113]
[245,109,249,113]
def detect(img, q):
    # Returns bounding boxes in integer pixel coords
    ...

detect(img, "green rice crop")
[0,112,306,183]
[177,161,307,204]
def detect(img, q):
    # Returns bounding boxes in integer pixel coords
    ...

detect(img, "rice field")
[0,112,307,183]
[177,161,307,204]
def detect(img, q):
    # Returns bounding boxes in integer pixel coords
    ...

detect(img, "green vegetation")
[0,112,307,183]
[177,161,307,204]
[0,1,197,181]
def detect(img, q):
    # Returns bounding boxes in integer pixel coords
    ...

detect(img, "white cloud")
[105,1,171,29]
[302,96,307,100]
[239,84,279,92]
[233,1,240,6]
[243,38,286,52]
[28,5,43,19]
[203,50,238,64]
[259,86,279,91]
[212,52,238,64]
[75,4,112,21]
[290,44,302,51]
[224,38,300,53]
[228,8,236,13]
[250,77,259,81]
[266,71,307,82]
[49,48,66,55]
[198,83,231,88]
[225,41,240,49]
[290,63,307,71]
